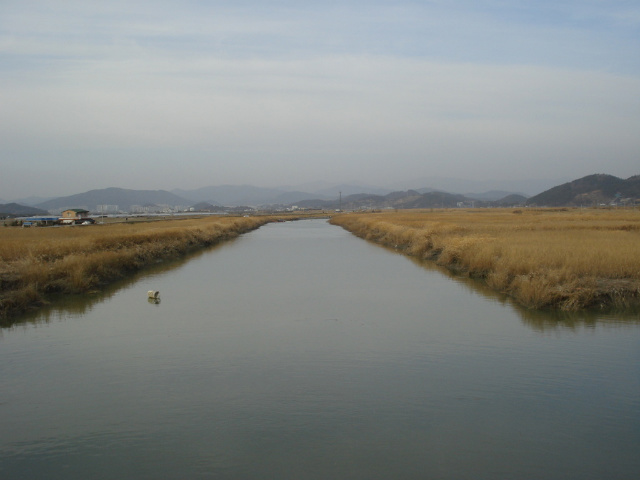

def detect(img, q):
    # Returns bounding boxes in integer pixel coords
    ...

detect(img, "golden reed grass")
[330,208,640,310]
[0,216,276,320]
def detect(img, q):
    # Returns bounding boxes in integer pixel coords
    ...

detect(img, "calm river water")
[1,219,639,479]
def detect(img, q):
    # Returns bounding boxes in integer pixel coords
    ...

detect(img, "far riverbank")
[331,208,640,311]
[0,215,314,323]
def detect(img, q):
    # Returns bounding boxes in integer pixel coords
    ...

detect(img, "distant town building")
[128,204,187,214]
[97,205,119,213]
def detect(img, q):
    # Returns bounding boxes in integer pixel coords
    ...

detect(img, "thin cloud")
[1,1,639,198]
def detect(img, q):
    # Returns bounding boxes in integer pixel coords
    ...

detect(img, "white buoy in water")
[148,290,160,299]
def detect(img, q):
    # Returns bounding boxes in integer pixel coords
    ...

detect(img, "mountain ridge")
[9,174,637,214]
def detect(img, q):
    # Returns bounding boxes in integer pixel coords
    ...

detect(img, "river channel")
[1,219,639,479]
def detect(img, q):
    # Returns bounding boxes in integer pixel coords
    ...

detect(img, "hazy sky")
[1,0,639,199]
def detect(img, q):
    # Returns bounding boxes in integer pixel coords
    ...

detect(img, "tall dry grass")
[0,216,274,320]
[331,208,640,310]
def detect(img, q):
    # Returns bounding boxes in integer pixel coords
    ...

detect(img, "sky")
[1,0,639,199]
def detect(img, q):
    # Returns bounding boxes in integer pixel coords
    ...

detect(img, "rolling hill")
[35,188,192,213]
[0,203,50,217]
[526,174,640,206]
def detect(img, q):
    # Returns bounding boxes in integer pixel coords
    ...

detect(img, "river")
[1,219,639,479]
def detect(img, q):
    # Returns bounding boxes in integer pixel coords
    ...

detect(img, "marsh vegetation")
[0,215,280,320]
[331,208,640,310]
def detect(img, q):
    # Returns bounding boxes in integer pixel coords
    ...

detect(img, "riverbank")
[330,209,640,310]
[0,215,282,321]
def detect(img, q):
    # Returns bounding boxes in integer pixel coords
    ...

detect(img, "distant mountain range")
[171,185,332,206]
[1,174,637,216]
[296,190,529,210]
[171,183,394,206]
[32,184,529,213]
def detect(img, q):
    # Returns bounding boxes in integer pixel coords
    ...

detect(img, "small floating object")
[147,290,161,305]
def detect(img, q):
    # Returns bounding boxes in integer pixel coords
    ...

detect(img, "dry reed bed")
[0,216,273,319]
[330,209,640,310]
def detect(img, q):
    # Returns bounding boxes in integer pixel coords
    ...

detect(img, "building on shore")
[60,209,95,225]
[61,209,91,220]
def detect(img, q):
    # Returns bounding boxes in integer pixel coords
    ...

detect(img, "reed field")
[330,208,640,310]
[0,215,278,320]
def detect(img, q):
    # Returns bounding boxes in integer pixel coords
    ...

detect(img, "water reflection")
[373,239,640,331]
[0,241,231,330]
[518,307,640,331]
